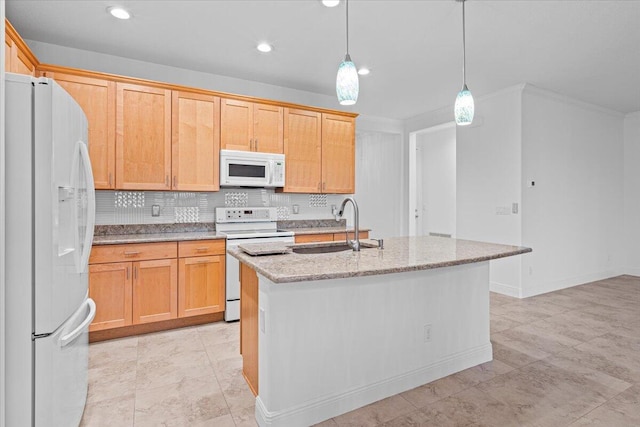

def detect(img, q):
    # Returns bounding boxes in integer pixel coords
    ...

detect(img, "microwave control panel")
[273,161,285,185]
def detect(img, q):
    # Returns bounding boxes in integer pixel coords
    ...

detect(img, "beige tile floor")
[80,275,640,426]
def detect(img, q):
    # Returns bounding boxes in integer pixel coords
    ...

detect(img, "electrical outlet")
[424,324,432,343]
[512,203,519,214]
[152,205,160,217]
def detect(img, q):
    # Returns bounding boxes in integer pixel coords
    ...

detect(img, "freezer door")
[34,79,95,334]
[34,298,96,427]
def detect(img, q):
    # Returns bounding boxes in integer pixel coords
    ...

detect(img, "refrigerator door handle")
[60,298,96,347]
[77,142,96,272]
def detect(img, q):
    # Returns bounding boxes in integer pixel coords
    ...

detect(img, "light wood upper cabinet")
[42,72,116,189]
[5,20,38,76]
[254,103,284,153]
[116,83,172,190]
[89,263,132,331]
[322,113,355,194]
[283,108,322,193]
[221,98,283,153]
[172,91,220,191]
[132,258,178,324]
[221,99,253,151]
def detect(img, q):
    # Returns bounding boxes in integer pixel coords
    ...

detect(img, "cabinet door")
[240,263,259,396]
[253,103,283,153]
[283,108,322,193]
[178,255,225,317]
[322,113,355,194]
[47,73,116,189]
[89,263,132,331]
[132,259,177,324]
[116,83,172,190]
[4,33,12,72]
[172,91,220,191]
[220,98,253,151]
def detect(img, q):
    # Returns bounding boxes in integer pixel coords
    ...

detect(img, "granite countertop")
[227,236,532,283]
[92,231,225,245]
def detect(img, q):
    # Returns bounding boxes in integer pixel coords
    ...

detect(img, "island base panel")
[254,261,492,426]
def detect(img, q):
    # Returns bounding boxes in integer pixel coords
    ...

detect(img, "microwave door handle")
[267,161,272,185]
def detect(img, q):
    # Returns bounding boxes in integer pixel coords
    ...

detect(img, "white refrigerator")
[5,73,97,426]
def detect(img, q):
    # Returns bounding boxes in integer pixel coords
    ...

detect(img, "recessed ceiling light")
[357,68,370,76]
[322,0,340,7]
[107,6,131,20]
[257,43,273,53]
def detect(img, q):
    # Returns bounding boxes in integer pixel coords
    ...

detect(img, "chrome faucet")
[337,197,360,251]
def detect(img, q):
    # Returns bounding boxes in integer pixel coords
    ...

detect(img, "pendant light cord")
[462,0,466,86]
[346,0,350,55]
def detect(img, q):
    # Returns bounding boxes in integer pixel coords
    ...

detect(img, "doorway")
[409,123,456,237]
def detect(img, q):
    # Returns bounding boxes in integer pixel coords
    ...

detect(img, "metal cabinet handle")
[196,247,208,252]
[108,172,113,187]
[195,259,210,264]
[173,176,177,187]
[165,175,169,187]
[249,138,253,151]
[134,266,138,279]
[255,139,258,151]
[124,251,140,256]
[126,266,130,280]
[322,182,326,191]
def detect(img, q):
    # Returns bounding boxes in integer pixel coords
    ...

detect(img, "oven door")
[225,235,294,321]
[220,152,270,187]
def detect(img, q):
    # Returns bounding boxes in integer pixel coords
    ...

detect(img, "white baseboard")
[623,268,640,277]
[490,281,521,298]
[522,268,624,298]
[255,343,493,427]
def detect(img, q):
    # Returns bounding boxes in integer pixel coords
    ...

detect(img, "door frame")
[408,121,456,236]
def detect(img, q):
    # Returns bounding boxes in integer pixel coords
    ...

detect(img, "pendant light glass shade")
[455,84,474,125]
[337,54,359,105]
[455,0,473,125]
[336,0,358,105]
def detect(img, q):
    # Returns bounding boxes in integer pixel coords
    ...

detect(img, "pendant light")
[454,0,474,125]
[336,0,359,105]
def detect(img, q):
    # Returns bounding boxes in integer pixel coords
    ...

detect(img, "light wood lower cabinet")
[178,255,225,317]
[294,231,369,244]
[89,240,225,335]
[132,259,178,324]
[240,262,259,396]
[89,263,132,331]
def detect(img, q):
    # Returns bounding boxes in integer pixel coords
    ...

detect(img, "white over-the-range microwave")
[220,149,285,188]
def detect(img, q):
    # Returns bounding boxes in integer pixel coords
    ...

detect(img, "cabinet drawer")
[294,233,333,244]
[90,242,177,264]
[178,239,226,257]
[334,231,369,242]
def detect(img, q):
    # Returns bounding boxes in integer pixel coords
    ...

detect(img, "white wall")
[623,111,640,275]
[455,86,524,296]
[521,85,625,297]
[416,127,456,237]
[355,131,404,239]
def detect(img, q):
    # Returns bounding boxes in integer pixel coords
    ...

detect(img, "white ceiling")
[6,0,640,120]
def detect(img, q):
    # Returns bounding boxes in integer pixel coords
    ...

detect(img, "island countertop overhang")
[227,235,531,284]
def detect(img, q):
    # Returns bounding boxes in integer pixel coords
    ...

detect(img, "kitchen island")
[228,236,531,427]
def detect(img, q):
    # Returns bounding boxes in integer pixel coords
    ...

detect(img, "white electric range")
[215,207,294,321]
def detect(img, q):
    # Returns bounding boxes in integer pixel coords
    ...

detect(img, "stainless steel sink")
[292,243,353,254]
[291,242,377,255]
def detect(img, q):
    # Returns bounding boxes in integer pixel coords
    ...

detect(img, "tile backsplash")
[95,189,349,225]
